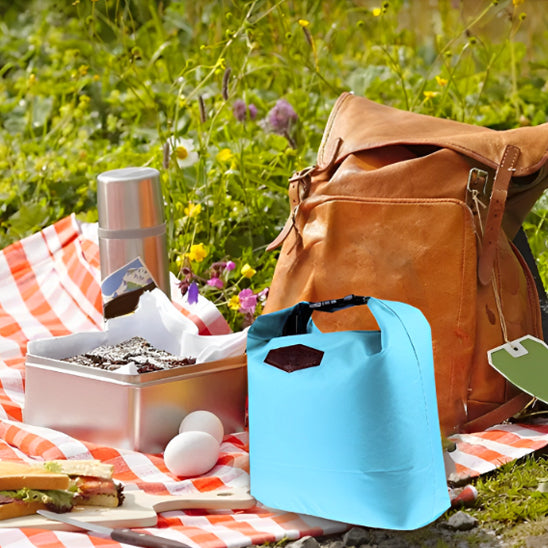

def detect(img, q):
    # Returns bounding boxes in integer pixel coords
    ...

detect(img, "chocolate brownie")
[63,336,196,373]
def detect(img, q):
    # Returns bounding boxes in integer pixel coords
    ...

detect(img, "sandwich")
[0,459,125,520]
[0,461,74,520]
[44,459,124,508]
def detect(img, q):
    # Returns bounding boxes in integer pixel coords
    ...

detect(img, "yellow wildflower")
[228,295,241,311]
[187,243,208,263]
[423,91,439,100]
[184,203,202,218]
[241,264,256,279]
[435,76,448,87]
[372,7,382,16]
[216,148,233,163]
[298,19,310,27]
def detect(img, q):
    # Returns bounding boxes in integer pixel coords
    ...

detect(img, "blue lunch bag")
[246,295,450,530]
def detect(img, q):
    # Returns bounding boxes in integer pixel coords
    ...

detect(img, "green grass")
[2,0,548,327]
[471,452,548,527]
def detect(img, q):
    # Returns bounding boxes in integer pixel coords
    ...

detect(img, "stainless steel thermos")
[97,167,171,298]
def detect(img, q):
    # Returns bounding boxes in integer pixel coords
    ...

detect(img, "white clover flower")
[168,137,199,168]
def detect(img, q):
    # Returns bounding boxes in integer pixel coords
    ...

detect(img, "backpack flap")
[318,93,548,235]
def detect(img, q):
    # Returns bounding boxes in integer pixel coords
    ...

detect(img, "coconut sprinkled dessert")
[64,336,196,373]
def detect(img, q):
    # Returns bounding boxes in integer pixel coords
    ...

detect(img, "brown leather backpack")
[264,92,548,436]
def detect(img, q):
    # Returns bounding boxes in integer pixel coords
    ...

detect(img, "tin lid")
[97,167,164,230]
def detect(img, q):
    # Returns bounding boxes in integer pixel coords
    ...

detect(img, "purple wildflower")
[207,277,224,289]
[225,260,236,271]
[257,287,269,302]
[267,99,298,134]
[178,279,191,298]
[232,100,258,122]
[232,100,247,122]
[187,282,199,304]
[238,288,258,314]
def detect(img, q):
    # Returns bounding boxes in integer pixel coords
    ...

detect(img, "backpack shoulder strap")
[478,144,521,285]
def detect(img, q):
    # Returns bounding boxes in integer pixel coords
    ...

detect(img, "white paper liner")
[27,289,247,372]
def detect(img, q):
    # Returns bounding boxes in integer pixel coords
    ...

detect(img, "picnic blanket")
[1,214,548,547]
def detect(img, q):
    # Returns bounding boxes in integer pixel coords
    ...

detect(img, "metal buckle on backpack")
[467,168,489,194]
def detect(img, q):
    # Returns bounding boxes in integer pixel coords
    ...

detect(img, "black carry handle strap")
[282,294,369,336]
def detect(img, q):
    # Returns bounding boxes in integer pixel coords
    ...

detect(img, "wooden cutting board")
[0,487,256,530]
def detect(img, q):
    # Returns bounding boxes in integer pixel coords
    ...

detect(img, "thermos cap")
[97,167,164,231]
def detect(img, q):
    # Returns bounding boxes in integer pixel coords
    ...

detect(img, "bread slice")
[45,460,124,508]
[0,500,47,521]
[45,459,114,479]
[0,461,70,491]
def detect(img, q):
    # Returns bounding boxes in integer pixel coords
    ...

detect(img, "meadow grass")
[2,0,548,326]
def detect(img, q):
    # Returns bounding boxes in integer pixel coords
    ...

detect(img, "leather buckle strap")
[477,144,521,286]
[267,137,344,251]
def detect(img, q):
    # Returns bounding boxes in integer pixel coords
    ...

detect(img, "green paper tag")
[488,335,548,403]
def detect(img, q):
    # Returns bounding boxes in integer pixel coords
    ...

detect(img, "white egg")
[164,431,220,477]
[179,410,224,444]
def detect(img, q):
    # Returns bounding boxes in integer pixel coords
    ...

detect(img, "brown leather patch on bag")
[265,344,324,372]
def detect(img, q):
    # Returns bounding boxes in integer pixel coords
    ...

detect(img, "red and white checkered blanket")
[0,215,547,547]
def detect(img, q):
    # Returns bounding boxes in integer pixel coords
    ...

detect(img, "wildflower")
[435,76,448,86]
[187,243,208,263]
[257,288,269,302]
[225,261,236,271]
[184,203,202,218]
[238,289,258,314]
[233,99,258,122]
[216,148,233,163]
[233,100,247,121]
[423,91,439,101]
[372,7,382,16]
[298,19,310,27]
[187,282,199,305]
[169,137,199,168]
[267,99,298,134]
[207,277,224,289]
[241,263,256,278]
[228,295,240,311]
[178,278,190,297]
